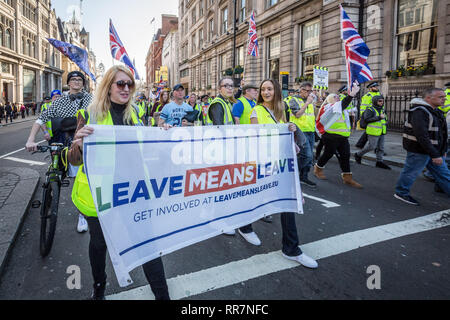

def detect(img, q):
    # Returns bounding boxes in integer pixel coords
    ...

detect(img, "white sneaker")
[282,252,318,269]
[238,230,261,246]
[77,214,88,233]
[223,229,236,236]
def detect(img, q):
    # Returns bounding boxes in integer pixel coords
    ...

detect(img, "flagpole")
[243,11,253,82]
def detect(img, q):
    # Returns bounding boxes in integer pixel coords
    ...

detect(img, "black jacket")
[403,98,448,158]
[208,95,235,125]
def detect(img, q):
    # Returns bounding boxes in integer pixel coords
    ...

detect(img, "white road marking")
[107,209,450,300]
[0,140,46,159]
[4,157,46,166]
[303,193,340,208]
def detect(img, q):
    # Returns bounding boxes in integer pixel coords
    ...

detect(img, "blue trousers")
[395,152,450,197]
[299,132,315,180]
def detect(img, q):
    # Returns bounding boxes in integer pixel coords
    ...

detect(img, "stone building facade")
[179,0,449,97]
[145,14,178,95]
[0,0,63,104]
[162,29,180,89]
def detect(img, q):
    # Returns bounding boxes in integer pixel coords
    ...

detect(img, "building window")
[240,0,246,23]
[237,46,244,67]
[267,0,278,8]
[0,14,14,49]
[396,0,437,69]
[22,1,36,23]
[199,0,204,17]
[191,33,196,54]
[207,59,212,86]
[198,28,203,49]
[268,34,280,81]
[219,53,227,74]
[42,15,50,34]
[209,19,214,41]
[221,7,228,34]
[1,62,12,74]
[299,20,320,77]
[5,29,11,49]
[191,6,196,25]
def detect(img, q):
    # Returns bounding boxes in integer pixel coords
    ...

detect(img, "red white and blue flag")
[340,5,373,90]
[247,11,259,57]
[109,19,140,80]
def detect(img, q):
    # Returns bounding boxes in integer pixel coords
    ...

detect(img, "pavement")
[0,166,40,276]
[348,129,406,168]
[0,115,39,128]
[0,128,407,280]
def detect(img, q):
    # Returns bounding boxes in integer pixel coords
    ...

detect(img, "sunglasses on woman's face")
[114,80,134,90]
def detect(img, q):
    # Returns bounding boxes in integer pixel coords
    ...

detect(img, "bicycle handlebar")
[32,144,65,154]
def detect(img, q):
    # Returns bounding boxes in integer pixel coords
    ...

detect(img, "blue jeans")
[395,152,450,197]
[299,132,315,180]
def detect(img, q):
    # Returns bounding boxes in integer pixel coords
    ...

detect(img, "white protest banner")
[313,66,329,90]
[83,124,303,287]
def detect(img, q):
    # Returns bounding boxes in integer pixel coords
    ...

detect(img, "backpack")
[359,108,371,129]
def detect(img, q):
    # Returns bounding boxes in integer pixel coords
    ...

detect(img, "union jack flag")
[109,19,140,80]
[340,5,373,90]
[247,11,258,57]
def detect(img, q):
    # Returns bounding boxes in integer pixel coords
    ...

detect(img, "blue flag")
[47,38,96,82]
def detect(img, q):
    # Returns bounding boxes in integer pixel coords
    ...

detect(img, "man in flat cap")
[232,83,259,124]
[355,82,382,149]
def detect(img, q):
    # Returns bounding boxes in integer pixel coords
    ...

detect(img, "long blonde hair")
[88,65,136,124]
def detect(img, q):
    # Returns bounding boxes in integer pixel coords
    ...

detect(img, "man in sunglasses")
[25,71,93,234]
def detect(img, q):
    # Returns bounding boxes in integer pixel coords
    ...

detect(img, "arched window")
[31,42,35,58]
[5,29,11,49]
[27,40,31,56]
[0,28,3,47]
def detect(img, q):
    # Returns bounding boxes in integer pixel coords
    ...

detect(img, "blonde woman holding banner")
[67,65,170,300]
[250,78,318,269]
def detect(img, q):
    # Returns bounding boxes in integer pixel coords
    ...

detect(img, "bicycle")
[31,116,77,257]
[31,144,70,257]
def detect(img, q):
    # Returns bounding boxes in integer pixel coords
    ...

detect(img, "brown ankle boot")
[314,164,327,180]
[341,173,363,189]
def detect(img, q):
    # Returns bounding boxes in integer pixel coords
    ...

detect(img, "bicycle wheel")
[39,181,60,257]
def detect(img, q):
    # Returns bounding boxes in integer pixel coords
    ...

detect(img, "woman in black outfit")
[314,83,363,188]
[68,65,170,300]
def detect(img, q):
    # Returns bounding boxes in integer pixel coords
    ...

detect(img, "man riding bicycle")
[25,71,93,233]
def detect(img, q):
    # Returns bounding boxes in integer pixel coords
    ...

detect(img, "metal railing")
[384,90,420,132]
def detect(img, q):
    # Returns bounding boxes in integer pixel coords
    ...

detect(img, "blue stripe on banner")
[119,198,297,256]
[85,133,292,146]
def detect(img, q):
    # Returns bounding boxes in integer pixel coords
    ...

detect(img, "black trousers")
[86,216,170,300]
[317,133,351,173]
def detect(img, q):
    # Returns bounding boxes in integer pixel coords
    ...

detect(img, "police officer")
[355,82,382,149]
[354,95,391,170]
